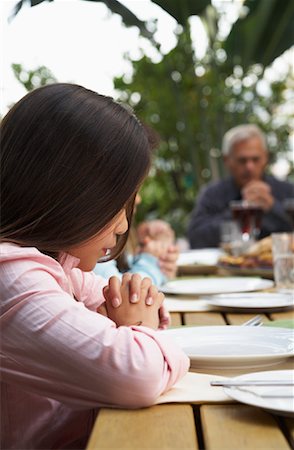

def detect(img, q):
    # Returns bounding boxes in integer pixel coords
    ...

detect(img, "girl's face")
[67,208,128,271]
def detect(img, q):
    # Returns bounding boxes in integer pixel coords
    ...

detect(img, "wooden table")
[87,308,294,450]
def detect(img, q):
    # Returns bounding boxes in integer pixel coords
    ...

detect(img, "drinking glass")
[272,232,294,292]
[220,221,243,255]
[230,200,263,243]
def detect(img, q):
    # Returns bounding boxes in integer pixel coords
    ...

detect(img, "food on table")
[218,236,273,269]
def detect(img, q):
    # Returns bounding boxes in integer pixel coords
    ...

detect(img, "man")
[187,124,294,248]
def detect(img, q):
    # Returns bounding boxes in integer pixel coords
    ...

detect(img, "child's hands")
[137,220,175,245]
[102,274,165,329]
[159,244,179,279]
[139,237,170,259]
[140,238,179,279]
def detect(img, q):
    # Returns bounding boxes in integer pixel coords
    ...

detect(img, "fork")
[241,315,263,327]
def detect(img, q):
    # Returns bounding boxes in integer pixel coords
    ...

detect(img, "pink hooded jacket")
[0,243,189,449]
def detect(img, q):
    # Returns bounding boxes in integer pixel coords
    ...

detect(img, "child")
[0,83,189,450]
[94,193,179,284]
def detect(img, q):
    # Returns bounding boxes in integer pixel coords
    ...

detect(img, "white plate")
[223,370,294,418]
[161,277,274,296]
[165,297,211,312]
[177,249,223,267]
[162,326,294,369]
[206,292,294,312]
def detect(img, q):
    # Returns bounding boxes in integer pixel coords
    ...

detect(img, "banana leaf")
[224,0,294,69]
[150,0,211,24]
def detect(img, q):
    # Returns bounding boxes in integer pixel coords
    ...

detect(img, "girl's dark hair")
[0,83,152,260]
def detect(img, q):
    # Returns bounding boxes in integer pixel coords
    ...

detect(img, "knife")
[211,380,294,387]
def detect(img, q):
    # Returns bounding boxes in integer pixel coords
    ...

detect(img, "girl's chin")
[77,256,101,272]
[77,262,96,272]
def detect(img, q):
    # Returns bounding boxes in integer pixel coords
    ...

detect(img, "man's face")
[225,137,268,188]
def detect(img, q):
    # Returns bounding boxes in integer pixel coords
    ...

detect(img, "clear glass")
[272,232,294,292]
[220,220,243,255]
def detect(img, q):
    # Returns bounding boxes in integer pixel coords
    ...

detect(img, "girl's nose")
[116,209,128,235]
[135,193,142,206]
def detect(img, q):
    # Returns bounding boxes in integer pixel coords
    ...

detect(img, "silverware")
[211,380,294,387]
[241,315,263,327]
[229,387,293,398]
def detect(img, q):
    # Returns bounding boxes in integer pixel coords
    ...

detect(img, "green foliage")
[224,0,294,70]
[12,63,57,91]
[10,0,293,236]
[114,29,292,235]
[151,0,211,25]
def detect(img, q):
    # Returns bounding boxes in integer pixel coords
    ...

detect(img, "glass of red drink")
[229,200,263,242]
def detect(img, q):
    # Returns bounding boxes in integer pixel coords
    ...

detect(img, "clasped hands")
[98,273,170,330]
[242,180,274,211]
[137,220,179,279]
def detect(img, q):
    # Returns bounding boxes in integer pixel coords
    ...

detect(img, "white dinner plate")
[161,277,274,296]
[162,326,294,369]
[165,297,211,312]
[206,292,294,313]
[177,249,223,267]
[223,370,294,418]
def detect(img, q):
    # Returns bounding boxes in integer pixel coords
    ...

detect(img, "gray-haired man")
[187,124,294,248]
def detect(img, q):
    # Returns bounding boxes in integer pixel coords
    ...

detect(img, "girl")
[0,84,189,450]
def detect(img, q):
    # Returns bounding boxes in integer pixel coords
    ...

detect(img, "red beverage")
[230,201,263,239]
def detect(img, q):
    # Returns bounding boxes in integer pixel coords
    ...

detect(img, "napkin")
[165,297,213,312]
[155,372,232,404]
[264,319,294,329]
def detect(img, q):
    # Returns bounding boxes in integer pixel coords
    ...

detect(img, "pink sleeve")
[70,268,108,310]
[1,256,189,409]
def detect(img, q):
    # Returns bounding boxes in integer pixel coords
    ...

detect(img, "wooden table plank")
[170,312,182,327]
[184,312,226,326]
[86,405,198,450]
[269,310,294,321]
[225,313,269,325]
[201,404,290,450]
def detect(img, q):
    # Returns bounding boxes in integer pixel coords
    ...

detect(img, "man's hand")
[242,180,274,211]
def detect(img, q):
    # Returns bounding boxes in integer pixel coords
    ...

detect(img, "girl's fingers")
[97,303,108,317]
[159,302,171,329]
[127,273,142,303]
[107,276,123,308]
[140,277,153,305]
[121,273,132,286]
[103,285,109,300]
[146,284,161,306]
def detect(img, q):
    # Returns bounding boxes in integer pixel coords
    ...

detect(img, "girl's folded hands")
[101,273,168,329]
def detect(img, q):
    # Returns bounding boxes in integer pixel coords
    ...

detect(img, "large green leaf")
[224,0,294,69]
[151,0,211,24]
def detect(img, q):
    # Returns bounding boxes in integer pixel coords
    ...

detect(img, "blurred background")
[1,0,293,236]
